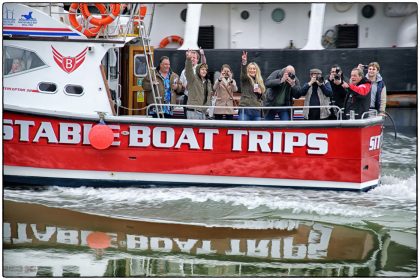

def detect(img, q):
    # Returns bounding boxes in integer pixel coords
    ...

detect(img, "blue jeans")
[186,110,206,120]
[238,109,262,121]
[264,109,290,120]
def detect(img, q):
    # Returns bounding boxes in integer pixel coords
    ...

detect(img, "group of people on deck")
[143,49,386,120]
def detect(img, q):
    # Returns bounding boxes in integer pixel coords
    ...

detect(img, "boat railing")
[26,3,151,40]
[361,109,378,119]
[145,104,350,120]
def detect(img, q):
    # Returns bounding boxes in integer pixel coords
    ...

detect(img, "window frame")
[4,45,48,76]
[37,82,58,94]
[63,84,85,96]
[133,54,148,78]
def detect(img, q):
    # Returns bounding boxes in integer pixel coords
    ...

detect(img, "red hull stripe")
[3,26,73,32]
[5,166,379,191]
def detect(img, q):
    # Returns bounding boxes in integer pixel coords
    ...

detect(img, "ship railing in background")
[103,3,152,40]
[146,104,345,120]
[26,3,149,40]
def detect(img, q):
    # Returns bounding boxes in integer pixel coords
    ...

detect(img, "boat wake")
[4,174,415,230]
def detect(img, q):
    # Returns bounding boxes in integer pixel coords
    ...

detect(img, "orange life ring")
[68,3,106,37]
[139,4,147,20]
[80,3,121,27]
[133,4,148,25]
[159,35,184,48]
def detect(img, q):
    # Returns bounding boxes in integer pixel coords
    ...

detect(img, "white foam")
[371,174,417,201]
[5,172,416,221]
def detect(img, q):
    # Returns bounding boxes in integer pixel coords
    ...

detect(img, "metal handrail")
[361,109,378,119]
[146,104,346,120]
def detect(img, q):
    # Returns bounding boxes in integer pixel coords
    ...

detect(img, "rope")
[111,100,148,111]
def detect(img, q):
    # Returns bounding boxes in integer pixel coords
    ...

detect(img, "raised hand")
[186,49,194,59]
[342,81,350,89]
[241,51,248,64]
[308,76,317,86]
[228,70,233,79]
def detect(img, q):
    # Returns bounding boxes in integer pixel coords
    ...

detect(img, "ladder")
[135,4,165,118]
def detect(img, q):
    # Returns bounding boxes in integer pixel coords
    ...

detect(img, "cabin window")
[134,54,148,77]
[38,82,58,93]
[64,84,84,96]
[4,46,46,75]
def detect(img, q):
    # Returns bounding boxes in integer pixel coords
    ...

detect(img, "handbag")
[208,95,217,118]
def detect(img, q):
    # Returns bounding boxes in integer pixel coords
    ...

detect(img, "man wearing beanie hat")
[295,68,333,120]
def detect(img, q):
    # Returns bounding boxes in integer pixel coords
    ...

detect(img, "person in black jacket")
[327,64,347,119]
[263,65,300,120]
[342,68,372,119]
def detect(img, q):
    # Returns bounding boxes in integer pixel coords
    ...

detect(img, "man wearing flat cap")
[295,68,333,120]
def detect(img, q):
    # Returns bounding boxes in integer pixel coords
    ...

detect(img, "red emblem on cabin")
[51,46,88,74]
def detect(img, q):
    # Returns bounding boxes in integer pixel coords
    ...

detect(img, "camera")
[317,75,324,83]
[288,73,296,80]
[361,64,369,68]
[334,68,341,80]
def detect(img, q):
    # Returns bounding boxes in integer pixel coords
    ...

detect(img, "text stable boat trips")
[4,200,386,277]
[3,3,398,191]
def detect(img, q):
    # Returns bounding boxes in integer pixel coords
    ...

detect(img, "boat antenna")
[148,4,156,37]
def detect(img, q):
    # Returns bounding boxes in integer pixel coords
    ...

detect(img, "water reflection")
[4,200,387,277]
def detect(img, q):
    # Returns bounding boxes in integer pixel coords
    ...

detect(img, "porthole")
[180,8,187,22]
[38,82,57,94]
[271,8,285,23]
[240,10,250,20]
[334,3,353,13]
[361,5,375,18]
[64,84,84,95]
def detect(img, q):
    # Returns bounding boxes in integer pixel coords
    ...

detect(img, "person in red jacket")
[342,68,371,119]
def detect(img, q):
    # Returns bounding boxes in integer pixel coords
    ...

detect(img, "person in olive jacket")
[238,51,266,121]
[143,56,182,118]
[185,50,213,120]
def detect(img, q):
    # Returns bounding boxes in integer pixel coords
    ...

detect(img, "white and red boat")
[3,3,385,191]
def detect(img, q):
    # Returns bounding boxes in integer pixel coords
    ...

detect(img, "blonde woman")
[8,58,25,74]
[213,64,238,120]
[239,51,265,121]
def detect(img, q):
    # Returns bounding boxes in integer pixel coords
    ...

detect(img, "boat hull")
[3,107,384,191]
